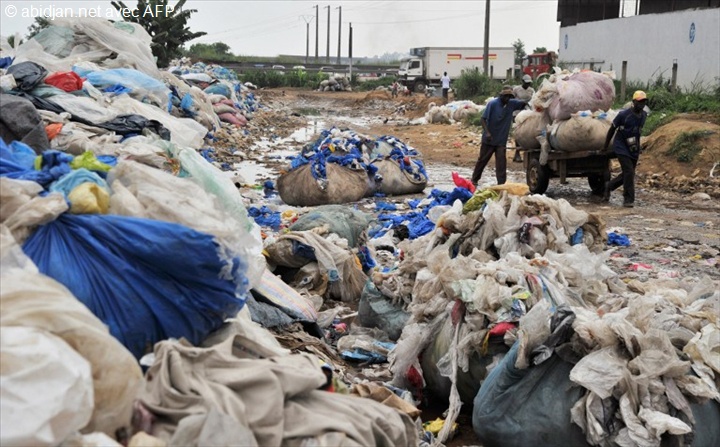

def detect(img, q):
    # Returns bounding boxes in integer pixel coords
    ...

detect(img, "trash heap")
[425,100,484,124]
[356,186,719,445]
[514,70,617,151]
[318,74,352,92]
[0,17,423,447]
[277,126,428,206]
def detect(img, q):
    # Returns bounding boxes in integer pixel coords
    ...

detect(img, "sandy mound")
[641,116,720,178]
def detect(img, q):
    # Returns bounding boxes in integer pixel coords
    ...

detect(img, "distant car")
[319,66,336,72]
[271,64,286,74]
[292,65,306,70]
[253,64,266,68]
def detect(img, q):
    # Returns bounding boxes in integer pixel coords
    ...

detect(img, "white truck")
[398,47,516,93]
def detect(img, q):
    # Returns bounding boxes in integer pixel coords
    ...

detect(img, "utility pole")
[325,5,331,64]
[336,6,342,65]
[349,22,353,78]
[315,5,319,62]
[301,15,314,65]
[483,0,491,76]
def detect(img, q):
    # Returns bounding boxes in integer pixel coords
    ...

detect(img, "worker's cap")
[500,86,515,97]
[522,74,532,83]
[632,90,647,101]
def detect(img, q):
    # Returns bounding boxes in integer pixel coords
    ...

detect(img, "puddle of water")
[226,161,276,185]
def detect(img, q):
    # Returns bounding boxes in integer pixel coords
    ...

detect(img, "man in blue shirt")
[471,86,528,186]
[603,90,648,207]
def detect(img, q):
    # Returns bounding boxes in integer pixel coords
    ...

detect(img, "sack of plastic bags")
[372,158,427,195]
[278,163,371,206]
[548,111,616,152]
[289,205,373,248]
[1,225,142,437]
[357,280,409,341]
[0,326,94,446]
[513,110,550,149]
[22,214,248,359]
[532,71,615,121]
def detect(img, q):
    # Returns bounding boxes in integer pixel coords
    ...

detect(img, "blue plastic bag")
[0,142,72,187]
[23,214,247,358]
[49,168,108,197]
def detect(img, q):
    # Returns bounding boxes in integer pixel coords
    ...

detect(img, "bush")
[666,130,715,162]
[453,68,502,103]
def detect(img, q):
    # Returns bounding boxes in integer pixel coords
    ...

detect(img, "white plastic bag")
[0,326,94,447]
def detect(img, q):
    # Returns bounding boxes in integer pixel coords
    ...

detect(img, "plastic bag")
[1,225,143,436]
[68,182,109,214]
[32,25,76,58]
[0,326,94,446]
[45,71,84,92]
[84,68,171,110]
[160,143,265,285]
[108,95,206,149]
[49,168,109,198]
[289,204,373,248]
[22,214,248,359]
[7,61,48,91]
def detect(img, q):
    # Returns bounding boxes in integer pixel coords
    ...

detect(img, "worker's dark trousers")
[471,143,506,185]
[607,154,638,204]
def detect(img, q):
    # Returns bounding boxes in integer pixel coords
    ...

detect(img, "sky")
[0,0,563,58]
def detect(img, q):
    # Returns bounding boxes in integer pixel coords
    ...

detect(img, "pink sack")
[543,71,615,121]
[218,112,246,127]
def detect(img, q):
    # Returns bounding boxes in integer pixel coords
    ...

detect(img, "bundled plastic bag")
[0,326,94,446]
[532,71,615,121]
[513,110,550,149]
[278,163,371,206]
[357,280,409,341]
[289,205,373,248]
[22,214,248,359]
[1,225,142,436]
[548,111,616,152]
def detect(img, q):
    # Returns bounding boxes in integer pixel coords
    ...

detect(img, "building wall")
[558,8,720,89]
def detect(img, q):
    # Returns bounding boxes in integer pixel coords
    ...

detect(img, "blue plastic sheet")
[607,232,631,246]
[23,214,247,358]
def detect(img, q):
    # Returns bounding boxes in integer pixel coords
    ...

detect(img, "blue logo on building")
[689,22,696,43]
[564,34,568,50]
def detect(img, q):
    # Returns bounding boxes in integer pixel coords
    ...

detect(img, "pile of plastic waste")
[318,74,352,92]
[425,100,484,124]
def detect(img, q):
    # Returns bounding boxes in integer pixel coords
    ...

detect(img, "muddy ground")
[233,88,719,445]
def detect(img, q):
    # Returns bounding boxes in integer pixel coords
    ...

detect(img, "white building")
[557,0,720,90]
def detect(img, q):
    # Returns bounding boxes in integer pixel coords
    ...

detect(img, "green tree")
[512,38,526,66]
[26,16,51,39]
[532,47,548,54]
[186,41,235,61]
[111,0,206,68]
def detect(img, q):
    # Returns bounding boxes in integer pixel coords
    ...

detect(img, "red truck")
[523,51,558,79]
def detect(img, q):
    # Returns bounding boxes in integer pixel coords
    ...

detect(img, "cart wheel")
[527,158,550,194]
[588,174,606,196]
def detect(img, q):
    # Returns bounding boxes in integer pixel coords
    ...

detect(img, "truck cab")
[523,51,558,79]
[398,57,426,93]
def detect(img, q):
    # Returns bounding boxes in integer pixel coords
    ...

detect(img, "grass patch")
[666,130,715,162]
[643,111,676,136]
[463,112,484,127]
